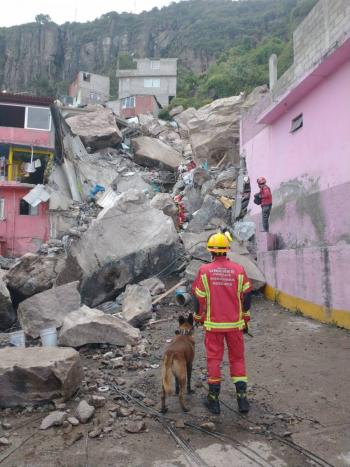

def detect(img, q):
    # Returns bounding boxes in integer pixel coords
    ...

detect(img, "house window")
[122,96,136,109]
[0,199,5,220]
[150,60,160,70]
[26,107,51,131]
[144,79,160,88]
[83,72,91,82]
[19,199,38,216]
[291,114,303,133]
[0,105,25,128]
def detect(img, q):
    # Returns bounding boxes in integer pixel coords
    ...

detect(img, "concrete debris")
[184,259,205,282]
[122,284,153,327]
[0,437,10,446]
[139,277,165,296]
[112,172,152,194]
[17,282,81,339]
[200,421,216,432]
[180,230,216,262]
[6,253,66,303]
[132,136,184,171]
[58,190,179,307]
[0,347,83,408]
[88,428,101,438]
[169,105,184,117]
[40,411,67,430]
[65,107,122,150]
[67,416,80,426]
[0,274,16,331]
[58,305,141,347]
[76,400,95,424]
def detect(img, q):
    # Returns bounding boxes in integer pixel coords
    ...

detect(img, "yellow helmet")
[207,233,231,253]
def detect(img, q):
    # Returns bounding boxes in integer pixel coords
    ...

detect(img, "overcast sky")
[1,0,184,27]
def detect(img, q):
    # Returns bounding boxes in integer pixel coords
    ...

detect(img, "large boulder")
[6,253,66,304]
[139,277,165,296]
[227,252,266,290]
[65,108,122,150]
[187,195,231,233]
[17,282,81,338]
[0,274,15,331]
[57,190,179,307]
[132,137,184,171]
[122,284,153,327]
[150,193,178,224]
[59,305,141,347]
[186,96,243,167]
[0,347,83,408]
[112,173,152,194]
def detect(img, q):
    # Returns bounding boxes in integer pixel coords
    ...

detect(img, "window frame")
[25,106,52,132]
[291,113,303,133]
[144,78,160,88]
[122,96,136,109]
[150,60,160,70]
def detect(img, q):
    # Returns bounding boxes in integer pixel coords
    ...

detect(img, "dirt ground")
[0,292,349,467]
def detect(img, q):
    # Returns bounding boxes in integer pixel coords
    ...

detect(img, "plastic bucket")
[40,327,57,347]
[175,286,187,296]
[175,292,192,306]
[9,330,26,347]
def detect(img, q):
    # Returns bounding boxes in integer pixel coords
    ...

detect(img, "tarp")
[23,185,50,207]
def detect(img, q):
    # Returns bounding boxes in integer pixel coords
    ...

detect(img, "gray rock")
[0,347,83,408]
[76,400,95,424]
[40,411,67,430]
[183,186,203,216]
[66,108,122,150]
[192,168,212,188]
[187,195,231,233]
[227,252,266,290]
[17,282,81,339]
[122,285,152,327]
[68,416,80,426]
[169,105,184,117]
[185,259,205,282]
[187,96,243,167]
[0,274,15,331]
[6,253,66,302]
[57,190,179,307]
[180,230,215,262]
[89,395,106,408]
[125,421,146,433]
[139,277,165,296]
[0,437,10,446]
[59,305,141,347]
[88,428,101,438]
[150,193,178,223]
[215,167,237,189]
[132,137,184,171]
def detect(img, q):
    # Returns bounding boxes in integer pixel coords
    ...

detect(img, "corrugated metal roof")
[0,93,54,107]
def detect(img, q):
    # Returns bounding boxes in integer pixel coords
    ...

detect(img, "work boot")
[204,383,221,415]
[235,381,249,414]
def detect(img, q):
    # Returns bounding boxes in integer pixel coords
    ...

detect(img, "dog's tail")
[162,354,173,395]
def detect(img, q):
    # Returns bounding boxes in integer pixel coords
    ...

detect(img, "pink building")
[119,95,161,119]
[0,93,54,256]
[241,0,350,328]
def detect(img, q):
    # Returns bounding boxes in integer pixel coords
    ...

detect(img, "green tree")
[35,14,51,25]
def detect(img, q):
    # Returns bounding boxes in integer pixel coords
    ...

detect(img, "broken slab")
[76,400,95,424]
[17,282,81,339]
[122,284,153,327]
[0,275,16,331]
[185,259,205,282]
[6,253,66,303]
[58,305,141,347]
[40,411,67,430]
[0,347,83,408]
[132,136,184,171]
[65,107,122,150]
[150,193,178,223]
[57,190,179,307]
[139,277,165,296]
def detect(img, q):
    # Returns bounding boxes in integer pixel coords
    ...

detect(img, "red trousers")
[205,331,247,384]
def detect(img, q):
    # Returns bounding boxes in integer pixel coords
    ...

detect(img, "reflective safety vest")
[192,256,252,332]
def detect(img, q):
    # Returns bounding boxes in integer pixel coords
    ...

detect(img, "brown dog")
[161,314,195,413]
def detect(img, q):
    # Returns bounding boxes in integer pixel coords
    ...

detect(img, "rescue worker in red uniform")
[192,232,252,415]
[257,176,272,232]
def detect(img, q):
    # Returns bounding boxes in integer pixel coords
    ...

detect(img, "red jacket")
[192,256,252,332]
[260,185,272,206]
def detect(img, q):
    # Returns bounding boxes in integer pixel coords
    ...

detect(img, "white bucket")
[40,327,57,347]
[9,330,26,347]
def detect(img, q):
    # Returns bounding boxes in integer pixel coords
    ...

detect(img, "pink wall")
[242,48,350,315]
[0,184,48,257]
[0,127,54,148]
[121,95,158,118]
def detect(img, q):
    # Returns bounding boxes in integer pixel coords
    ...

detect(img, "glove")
[243,315,250,334]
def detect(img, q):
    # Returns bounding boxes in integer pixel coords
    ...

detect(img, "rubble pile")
[0,92,266,425]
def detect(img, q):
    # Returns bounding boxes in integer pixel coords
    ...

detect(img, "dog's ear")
[178,315,185,325]
[187,313,194,326]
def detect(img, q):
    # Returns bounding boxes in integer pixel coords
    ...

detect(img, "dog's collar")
[179,329,193,336]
